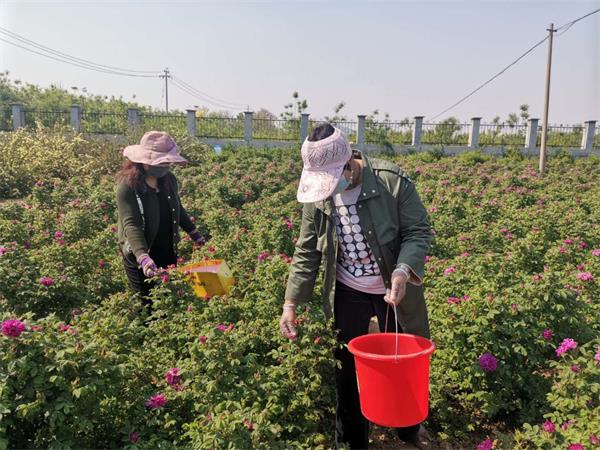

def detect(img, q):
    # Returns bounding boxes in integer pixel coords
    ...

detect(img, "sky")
[1,0,599,125]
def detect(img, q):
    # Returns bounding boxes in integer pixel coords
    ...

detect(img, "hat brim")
[297,164,345,203]
[123,144,188,165]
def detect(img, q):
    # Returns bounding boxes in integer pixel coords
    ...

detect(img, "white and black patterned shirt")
[333,185,387,295]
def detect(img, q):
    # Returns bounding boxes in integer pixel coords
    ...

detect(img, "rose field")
[0,129,599,450]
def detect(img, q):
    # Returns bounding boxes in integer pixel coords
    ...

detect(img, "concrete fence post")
[357,115,366,147]
[244,111,253,143]
[468,117,481,148]
[11,103,24,130]
[412,116,424,146]
[186,110,197,137]
[128,108,140,129]
[581,120,596,152]
[70,105,82,132]
[525,118,539,152]
[300,113,310,142]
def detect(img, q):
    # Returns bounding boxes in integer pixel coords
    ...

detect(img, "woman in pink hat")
[116,131,205,310]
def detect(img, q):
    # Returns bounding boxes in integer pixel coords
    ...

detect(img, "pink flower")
[564,239,574,245]
[561,419,574,431]
[284,218,293,230]
[500,227,509,234]
[576,272,594,282]
[58,324,76,334]
[257,251,270,262]
[207,246,215,253]
[314,336,322,344]
[479,352,498,372]
[533,274,543,282]
[424,255,430,262]
[429,206,437,213]
[54,231,64,239]
[570,364,581,373]
[216,324,228,332]
[165,368,181,386]
[161,273,170,284]
[98,260,106,268]
[590,435,599,445]
[476,438,494,450]
[443,266,456,276]
[594,346,600,365]
[243,419,254,431]
[447,297,461,305]
[145,393,167,409]
[198,335,207,344]
[556,338,578,357]
[129,432,139,444]
[567,444,584,450]
[0,246,7,256]
[71,308,82,317]
[2,319,26,337]
[39,276,54,287]
[542,329,554,341]
[460,252,470,258]
[559,247,567,254]
[592,249,600,257]
[542,420,555,433]
[579,241,588,249]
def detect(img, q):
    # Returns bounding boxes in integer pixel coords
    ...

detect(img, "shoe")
[397,425,432,450]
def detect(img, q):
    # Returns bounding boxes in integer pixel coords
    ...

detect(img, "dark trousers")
[122,252,177,312]
[122,259,156,310]
[334,281,420,450]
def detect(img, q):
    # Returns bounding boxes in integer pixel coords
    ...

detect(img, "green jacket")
[285,152,433,338]
[116,172,196,260]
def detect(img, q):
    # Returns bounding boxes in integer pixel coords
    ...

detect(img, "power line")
[172,76,247,107]
[426,36,548,121]
[556,7,600,32]
[0,26,160,75]
[426,7,600,121]
[171,78,247,111]
[0,36,158,78]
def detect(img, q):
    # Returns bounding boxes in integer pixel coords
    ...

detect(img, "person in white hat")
[116,131,205,310]
[280,124,433,449]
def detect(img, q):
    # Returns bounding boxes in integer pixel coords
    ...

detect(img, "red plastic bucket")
[348,333,435,427]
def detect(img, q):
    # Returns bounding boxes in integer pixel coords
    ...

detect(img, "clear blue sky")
[1,0,599,125]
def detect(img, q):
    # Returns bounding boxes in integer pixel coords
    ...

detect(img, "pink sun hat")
[297,127,352,203]
[122,131,188,166]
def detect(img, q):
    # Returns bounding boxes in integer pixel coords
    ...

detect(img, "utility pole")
[539,23,555,174]
[159,68,171,112]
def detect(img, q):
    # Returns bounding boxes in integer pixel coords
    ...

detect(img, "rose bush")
[1,130,599,448]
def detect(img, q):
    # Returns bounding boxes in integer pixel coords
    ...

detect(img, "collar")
[314,151,380,215]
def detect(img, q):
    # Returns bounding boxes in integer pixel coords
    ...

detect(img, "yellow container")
[179,259,235,298]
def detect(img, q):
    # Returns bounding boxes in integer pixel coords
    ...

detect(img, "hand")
[279,305,298,340]
[189,229,205,247]
[137,254,158,278]
[384,269,409,306]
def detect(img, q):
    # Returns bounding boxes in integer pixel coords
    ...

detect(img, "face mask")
[146,166,170,178]
[332,175,350,195]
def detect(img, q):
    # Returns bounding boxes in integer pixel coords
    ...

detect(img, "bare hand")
[384,271,408,306]
[279,308,297,340]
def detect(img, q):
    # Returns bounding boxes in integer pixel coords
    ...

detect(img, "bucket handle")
[384,303,400,362]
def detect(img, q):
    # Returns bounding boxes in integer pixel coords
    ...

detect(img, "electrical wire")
[170,78,247,111]
[0,26,160,75]
[0,36,159,78]
[426,7,600,121]
[172,76,247,107]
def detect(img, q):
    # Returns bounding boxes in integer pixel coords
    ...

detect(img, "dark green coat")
[116,172,196,260]
[285,152,433,338]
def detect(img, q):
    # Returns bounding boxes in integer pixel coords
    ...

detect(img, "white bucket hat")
[297,127,352,203]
